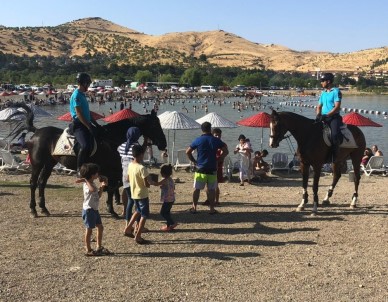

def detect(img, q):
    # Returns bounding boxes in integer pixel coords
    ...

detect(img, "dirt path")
[0,171,387,301]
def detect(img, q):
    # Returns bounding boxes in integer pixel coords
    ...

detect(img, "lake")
[1,94,388,164]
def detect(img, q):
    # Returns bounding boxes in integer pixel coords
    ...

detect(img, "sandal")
[124,232,135,238]
[85,250,99,257]
[160,225,171,231]
[135,238,150,245]
[189,208,197,214]
[95,246,113,255]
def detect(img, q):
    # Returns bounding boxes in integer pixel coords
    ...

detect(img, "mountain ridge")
[0,17,387,72]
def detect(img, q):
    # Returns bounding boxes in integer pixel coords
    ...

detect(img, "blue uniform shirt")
[190,134,226,172]
[319,87,342,115]
[69,89,91,122]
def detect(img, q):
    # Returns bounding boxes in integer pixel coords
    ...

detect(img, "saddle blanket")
[52,128,97,157]
[323,124,357,148]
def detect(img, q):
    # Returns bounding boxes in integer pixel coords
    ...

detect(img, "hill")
[0,17,387,72]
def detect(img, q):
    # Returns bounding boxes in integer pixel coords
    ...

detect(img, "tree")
[180,67,201,86]
[134,70,154,83]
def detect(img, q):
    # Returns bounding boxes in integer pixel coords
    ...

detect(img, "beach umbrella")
[158,111,201,164]
[57,111,105,122]
[195,112,237,128]
[343,112,382,127]
[237,112,271,150]
[23,104,53,118]
[102,108,140,123]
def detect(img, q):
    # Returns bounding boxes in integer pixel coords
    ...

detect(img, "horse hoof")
[41,208,51,216]
[110,211,119,219]
[311,212,317,217]
[30,211,38,218]
[350,204,357,209]
[296,207,304,212]
[322,200,331,207]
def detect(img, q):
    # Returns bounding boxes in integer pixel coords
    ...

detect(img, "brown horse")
[269,110,366,215]
[8,104,167,218]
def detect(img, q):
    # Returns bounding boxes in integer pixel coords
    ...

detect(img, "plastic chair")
[174,149,193,171]
[271,152,289,172]
[361,156,386,176]
[0,150,31,173]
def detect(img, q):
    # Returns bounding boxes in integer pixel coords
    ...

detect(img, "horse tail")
[6,102,37,141]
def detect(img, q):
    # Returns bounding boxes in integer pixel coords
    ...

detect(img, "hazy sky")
[1,0,387,53]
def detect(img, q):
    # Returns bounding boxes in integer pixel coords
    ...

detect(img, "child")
[234,134,251,186]
[361,148,373,166]
[156,164,177,231]
[123,145,154,244]
[78,163,111,256]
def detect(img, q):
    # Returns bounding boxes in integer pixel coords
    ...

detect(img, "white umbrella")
[195,112,237,128]
[21,104,53,117]
[158,111,201,164]
[0,107,24,121]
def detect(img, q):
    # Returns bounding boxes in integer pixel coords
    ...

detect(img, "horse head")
[101,110,167,150]
[269,110,288,148]
[135,110,167,150]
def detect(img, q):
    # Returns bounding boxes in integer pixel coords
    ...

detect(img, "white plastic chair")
[174,149,193,171]
[53,163,76,175]
[0,150,30,173]
[271,153,289,172]
[361,156,386,176]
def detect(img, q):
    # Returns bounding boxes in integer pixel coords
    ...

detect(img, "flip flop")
[189,208,197,214]
[135,238,150,245]
[95,246,113,255]
[123,232,135,238]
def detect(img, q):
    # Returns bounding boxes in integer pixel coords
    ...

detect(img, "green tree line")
[0,52,386,92]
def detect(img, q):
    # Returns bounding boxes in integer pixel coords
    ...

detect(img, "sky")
[1,0,387,54]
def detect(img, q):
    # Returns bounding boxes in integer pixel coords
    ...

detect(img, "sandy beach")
[0,169,387,301]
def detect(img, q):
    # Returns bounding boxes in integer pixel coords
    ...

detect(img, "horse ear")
[151,109,156,117]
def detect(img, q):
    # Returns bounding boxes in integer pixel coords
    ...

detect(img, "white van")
[199,85,216,93]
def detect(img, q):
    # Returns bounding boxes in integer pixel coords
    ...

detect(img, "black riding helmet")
[320,73,334,83]
[76,72,92,86]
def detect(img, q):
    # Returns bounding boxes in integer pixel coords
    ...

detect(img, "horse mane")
[278,111,315,123]
[5,102,36,140]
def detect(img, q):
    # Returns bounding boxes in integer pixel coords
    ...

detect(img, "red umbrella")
[343,112,382,127]
[237,112,271,149]
[102,108,140,123]
[236,112,271,127]
[57,111,105,121]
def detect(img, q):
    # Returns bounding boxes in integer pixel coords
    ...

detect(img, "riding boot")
[331,144,339,163]
[76,148,89,177]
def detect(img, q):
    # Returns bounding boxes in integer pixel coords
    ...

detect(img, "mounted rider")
[69,72,94,176]
[315,72,343,162]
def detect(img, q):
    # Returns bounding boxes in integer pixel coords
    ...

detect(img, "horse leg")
[37,166,54,216]
[106,190,119,218]
[296,164,310,212]
[311,166,322,216]
[322,162,342,207]
[350,160,361,209]
[29,168,41,218]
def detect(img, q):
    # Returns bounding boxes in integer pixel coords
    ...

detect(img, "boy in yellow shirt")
[123,145,155,244]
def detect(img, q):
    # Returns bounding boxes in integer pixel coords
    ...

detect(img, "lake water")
[1,94,388,163]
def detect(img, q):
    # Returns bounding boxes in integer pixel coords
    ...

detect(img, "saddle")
[322,124,358,148]
[52,128,97,156]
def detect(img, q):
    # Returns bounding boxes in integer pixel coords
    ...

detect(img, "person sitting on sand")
[361,148,373,166]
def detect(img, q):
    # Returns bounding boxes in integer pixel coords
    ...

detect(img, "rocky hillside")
[0,17,387,72]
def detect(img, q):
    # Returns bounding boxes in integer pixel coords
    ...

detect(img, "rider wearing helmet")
[316,72,343,162]
[70,72,94,176]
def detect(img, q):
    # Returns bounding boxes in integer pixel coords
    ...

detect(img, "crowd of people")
[62,72,385,256]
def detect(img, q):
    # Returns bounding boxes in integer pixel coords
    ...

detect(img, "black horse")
[269,110,366,215]
[9,105,166,218]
